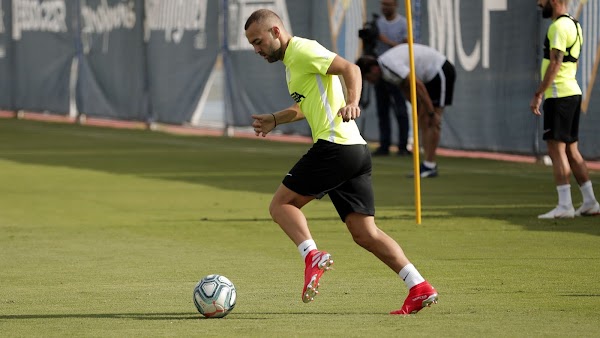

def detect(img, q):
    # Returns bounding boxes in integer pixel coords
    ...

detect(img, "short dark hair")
[244,9,282,30]
[355,56,379,77]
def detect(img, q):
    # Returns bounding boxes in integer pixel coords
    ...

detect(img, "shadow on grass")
[191,215,415,223]
[0,311,395,321]
[0,120,300,194]
[1,119,598,237]
[0,313,199,321]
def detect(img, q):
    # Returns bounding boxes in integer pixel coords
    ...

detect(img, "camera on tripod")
[357,13,380,111]
[358,13,380,56]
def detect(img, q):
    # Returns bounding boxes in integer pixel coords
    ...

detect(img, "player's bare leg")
[269,184,314,245]
[345,213,408,272]
[538,141,575,218]
[566,142,600,216]
[566,142,590,185]
[547,140,570,186]
[415,107,440,177]
[345,213,438,314]
[269,184,333,302]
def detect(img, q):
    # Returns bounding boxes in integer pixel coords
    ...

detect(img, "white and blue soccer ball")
[193,274,237,318]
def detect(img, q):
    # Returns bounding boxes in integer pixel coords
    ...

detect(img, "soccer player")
[530,0,600,218]
[356,44,456,178]
[244,9,437,315]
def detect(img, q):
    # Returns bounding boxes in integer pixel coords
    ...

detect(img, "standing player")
[530,0,600,218]
[244,9,438,314]
[372,0,411,157]
[356,43,456,178]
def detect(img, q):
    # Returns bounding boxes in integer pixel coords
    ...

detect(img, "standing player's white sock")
[557,184,573,207]
[298,239,317,260]
[423,161,436,169]
[399,264,426,289]
[579,181,597,204]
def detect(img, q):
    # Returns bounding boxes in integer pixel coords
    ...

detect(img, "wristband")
[271,113,277,127]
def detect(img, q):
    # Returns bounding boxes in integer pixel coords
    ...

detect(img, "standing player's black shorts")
[282,139,375,222]
[542,95,581,143]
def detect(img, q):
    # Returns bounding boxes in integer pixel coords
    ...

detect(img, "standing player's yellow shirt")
[283,37,366,145]
[541,15,583,98]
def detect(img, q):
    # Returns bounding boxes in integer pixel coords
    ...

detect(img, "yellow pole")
[404,0,422,224]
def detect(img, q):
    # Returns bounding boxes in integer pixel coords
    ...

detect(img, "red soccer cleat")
[390,281,438,315]
[302,250,333,303]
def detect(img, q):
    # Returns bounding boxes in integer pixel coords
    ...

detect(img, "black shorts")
[425,60,456,107]
[542,95,581,143]
[282,139,375,222]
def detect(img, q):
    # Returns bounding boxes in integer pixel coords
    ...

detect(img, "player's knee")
[347,219,379,249]
[351,231,377,250]
[268,200,280,221]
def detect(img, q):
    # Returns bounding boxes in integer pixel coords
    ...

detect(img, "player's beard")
[540,2,553,18]
[265,46,284,63]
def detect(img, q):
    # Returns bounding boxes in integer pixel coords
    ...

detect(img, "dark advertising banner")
[144,0,220,125]
[11,0,75,114]
[421,0,598,158]
[224,0,299,134]
[76,0,147,121]
[0,0,12,110]
[420,0,538,154]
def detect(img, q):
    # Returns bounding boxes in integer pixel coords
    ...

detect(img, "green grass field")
[1,119,599,337]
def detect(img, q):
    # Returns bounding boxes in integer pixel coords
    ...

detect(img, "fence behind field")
[0,0,598,159]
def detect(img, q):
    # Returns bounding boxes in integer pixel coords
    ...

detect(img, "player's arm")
[326,55,362,122]
[378,34,399,47]
[400,75,435,114]
[251,104,304,137]
[273,104,305,124]
[537,48,564,95]
[530,48,563,115]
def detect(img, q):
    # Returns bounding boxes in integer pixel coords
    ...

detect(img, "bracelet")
[271,113,277,127]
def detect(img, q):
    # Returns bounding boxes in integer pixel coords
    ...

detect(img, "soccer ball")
[193,274,237,318]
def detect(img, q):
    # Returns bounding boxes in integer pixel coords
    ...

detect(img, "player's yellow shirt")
[541,15,583,98]
[282,37,366,145]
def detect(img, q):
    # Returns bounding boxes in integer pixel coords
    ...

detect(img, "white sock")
[423,161,436,169]
[556,184,572,207]
[399,264,425,289]
[579,181,597,205]
[298,239,317,260]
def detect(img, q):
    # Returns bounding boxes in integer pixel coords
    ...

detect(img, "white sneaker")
[537,205,575,219]
[575,201,600,216]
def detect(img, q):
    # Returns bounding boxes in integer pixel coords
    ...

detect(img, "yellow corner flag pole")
[404,0,422,224]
